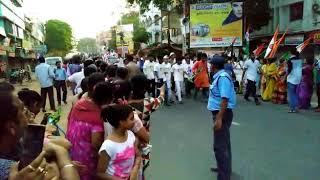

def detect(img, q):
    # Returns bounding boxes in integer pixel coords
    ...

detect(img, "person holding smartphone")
[0,93,80,180]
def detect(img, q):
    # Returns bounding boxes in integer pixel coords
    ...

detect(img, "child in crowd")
[98,104,141,180]
[171,57,186,104]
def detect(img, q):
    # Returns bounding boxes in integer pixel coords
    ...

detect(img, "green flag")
[243,29,250,56]
[258,49,267,59]
[281,52,291,61]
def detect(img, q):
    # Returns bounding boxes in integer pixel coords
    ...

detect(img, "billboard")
[116,24,134,54]
[190,2,243,48]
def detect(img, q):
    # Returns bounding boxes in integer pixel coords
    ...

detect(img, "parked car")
[45,57,62,67]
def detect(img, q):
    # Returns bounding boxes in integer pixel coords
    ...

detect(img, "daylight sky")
[23,0,127,39]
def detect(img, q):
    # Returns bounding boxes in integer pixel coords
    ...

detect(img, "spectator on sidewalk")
[35,56,56,112]
[54,61,67,106]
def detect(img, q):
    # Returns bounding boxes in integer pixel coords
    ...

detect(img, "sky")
[23,0,127,39]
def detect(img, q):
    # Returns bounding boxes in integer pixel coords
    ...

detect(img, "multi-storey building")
[251,0,320,59]
[0,0,45,78]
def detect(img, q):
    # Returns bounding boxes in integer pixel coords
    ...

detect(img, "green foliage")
[127,0,173,13]
[117,11,150,52]
[77,38,99,53]
[45,20,73,56]
[119,11,140,28]
[133,26,150,43]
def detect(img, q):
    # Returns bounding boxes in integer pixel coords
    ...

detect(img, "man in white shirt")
[143,56,156,97]
[171,57,186,104]
[183,54,194,96]
[163,55,172,106]
[154,56,165,96]
[242,53,261,105]
[68,69,84,95]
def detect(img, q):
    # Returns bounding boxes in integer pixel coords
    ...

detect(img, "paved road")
[145,97,320,180]
[12,80,320,179]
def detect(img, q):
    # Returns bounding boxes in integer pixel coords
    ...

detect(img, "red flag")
[264,26,279,58]
[296,37,313,53]
[268,29,287,58]
[253,43,265,57]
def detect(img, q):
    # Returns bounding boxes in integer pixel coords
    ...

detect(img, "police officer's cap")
[209,55,225,66]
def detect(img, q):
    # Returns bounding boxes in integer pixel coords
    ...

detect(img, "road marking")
[232,122,240,126]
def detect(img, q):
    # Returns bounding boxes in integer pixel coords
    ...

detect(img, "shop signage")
[285,35,304,45]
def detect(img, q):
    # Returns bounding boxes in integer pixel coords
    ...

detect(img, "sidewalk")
[13,75,73,130]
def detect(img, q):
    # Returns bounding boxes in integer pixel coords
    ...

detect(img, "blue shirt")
[207,70,236,111]
[35,63,55,88]
[54,68,67,81]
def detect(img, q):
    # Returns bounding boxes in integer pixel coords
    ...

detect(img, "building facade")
[0,0,45,78]
[251,0,320,59]
[140,2,162,44]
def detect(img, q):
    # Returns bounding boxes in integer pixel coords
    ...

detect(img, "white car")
[45,57,63,67]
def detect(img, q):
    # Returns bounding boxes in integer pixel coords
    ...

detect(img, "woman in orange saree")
[272,59,287,104]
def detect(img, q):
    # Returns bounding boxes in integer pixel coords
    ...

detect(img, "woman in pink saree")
[66,74,113,180]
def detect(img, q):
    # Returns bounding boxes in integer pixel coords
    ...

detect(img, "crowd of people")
[234,49,320,113]
[1,47,320,180]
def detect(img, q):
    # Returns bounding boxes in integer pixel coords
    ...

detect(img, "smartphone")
[40,113,51,125]
[19,124,46,170]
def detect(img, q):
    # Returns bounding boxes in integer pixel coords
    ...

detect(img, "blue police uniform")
[207,56,236,180]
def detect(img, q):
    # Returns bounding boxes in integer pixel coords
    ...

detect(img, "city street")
[145,97,320,180]
[14,80,320,180]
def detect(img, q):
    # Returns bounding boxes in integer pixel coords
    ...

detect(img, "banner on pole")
[190,2,243,48]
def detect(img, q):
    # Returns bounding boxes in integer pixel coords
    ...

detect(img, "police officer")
[208,55,236,180]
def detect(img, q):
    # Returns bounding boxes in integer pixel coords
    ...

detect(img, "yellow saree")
[262,63,277,101]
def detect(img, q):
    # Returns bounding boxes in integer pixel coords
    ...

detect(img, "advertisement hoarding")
[116,24,134,54]
[190,2,243,48]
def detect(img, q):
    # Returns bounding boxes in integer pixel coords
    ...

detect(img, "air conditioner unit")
[313,3,320,15]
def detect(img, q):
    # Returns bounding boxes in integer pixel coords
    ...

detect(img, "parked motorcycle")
[9,68,31,84]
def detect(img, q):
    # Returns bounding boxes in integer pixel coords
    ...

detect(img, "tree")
[119,12,140,28]
[127,0,172,13]
[45,20,73,56]
[117,11,150,52]
[77,38,99,53]
[133,26,150,43]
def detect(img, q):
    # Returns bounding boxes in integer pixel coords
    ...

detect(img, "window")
[289,2,303,22]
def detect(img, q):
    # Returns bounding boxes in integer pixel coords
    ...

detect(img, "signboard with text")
[116,24,134,54]
[285,35,304,45]
[190,2,243,48]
